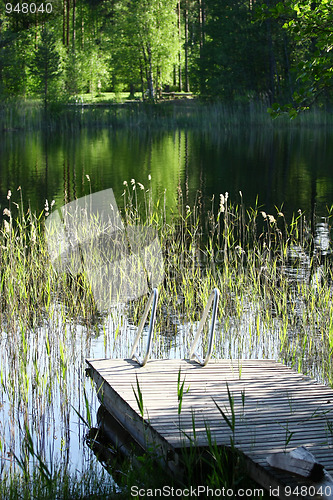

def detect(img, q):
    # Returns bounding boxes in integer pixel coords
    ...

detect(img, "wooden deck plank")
[86,358,333,498]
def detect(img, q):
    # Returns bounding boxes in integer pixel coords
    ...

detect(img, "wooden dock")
[86,358,333,499]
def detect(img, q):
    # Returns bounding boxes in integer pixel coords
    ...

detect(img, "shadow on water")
[86,406,144,468]
[85,405,178,494]
[1,126,333,221]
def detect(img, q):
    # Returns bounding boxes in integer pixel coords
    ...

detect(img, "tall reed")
[2,99,333,133]
[0,181,332,495]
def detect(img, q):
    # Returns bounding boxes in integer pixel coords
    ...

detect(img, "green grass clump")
[0,182,332,495]
[117,181,333,386]
[0,465,120,499]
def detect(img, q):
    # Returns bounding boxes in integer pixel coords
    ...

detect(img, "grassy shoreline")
[1,98,333,133]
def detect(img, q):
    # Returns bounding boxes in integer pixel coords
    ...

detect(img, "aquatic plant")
[0,181,332,494]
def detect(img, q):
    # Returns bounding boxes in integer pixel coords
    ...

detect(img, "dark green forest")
[1,0,333,111]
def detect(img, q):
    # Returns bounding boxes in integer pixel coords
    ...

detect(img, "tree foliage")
[259,0,333,114]
[1,0,333,109]
[199,0,269,99]
[112,0,179,98]
[29,28,61,109]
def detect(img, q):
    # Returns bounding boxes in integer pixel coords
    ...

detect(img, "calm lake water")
[1,127,333,220]
[1,125,333,486]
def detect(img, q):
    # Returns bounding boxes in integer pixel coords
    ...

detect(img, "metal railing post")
[131,288,158,367]
[189,288,220,366]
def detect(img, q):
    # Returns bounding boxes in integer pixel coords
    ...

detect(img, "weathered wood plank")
[86,358,333,499]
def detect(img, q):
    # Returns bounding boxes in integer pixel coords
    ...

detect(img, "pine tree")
[30,28,61,109]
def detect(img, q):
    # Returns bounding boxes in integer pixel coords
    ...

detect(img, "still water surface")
[1,127,333,219]
[1,126,333,483]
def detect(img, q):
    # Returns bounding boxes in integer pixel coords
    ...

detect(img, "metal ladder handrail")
[130,288,158,367]
[189,288,220,366]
